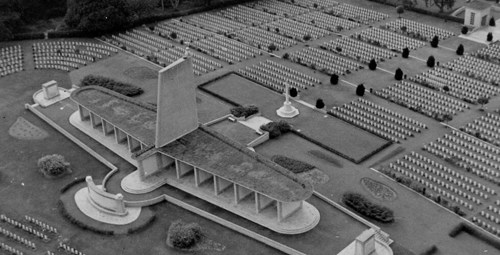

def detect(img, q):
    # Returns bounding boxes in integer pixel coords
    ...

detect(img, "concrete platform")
[33,88,73,108]
[74,187,141,225]
[121,167,320,234]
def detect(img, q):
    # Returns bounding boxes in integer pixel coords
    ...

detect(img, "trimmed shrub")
[289,87,298,97]
[80,75,143,97]
[230,105,259,118]
[368,59,377,70]
[167,220,203,249]
[402,47,409,58]
[271,155,315,173]
[490,17,496,27]
[268,43,277,52]
[487,32,493,42]
[303,34,312,41]
[430,35,439,48]
[283,52,290,59]
[342,192,394,223]
[330,74,339,85]
[394,68,403,80]
[456,44,464,56]
[38,154,70,178]
[356,84,365,96]
[396,5,404,18]
[170,32,177,39]
[315,98,325,109]
[260,121,291,139]
[461,26,468,35]
[427,55,435,68]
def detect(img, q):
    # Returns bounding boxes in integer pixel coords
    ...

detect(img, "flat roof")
[71,86,312,202]
[70,86,157,145]
[157,126,313,202]
[466,1,491,11]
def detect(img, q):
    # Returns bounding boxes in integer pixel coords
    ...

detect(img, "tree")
[170,32,177,39]
[490,17,496,27]
[456,44,464,56]
[461,26,468,35]
[396,5,404,18]
[303,34,312,41]
[487,32,493,42]
[315,98,325,109]
[283,53,290,59]
[0,22,13,42]
[64,0,131,33]
[268,43,277,52]
[395,68,403,80]
[427,55,435,68]
[443,85,450,92]
[167,220,203,249]
[289,87,298,97]
[330,74,339,85]
[402,47,409,58]
[478,97,489,110]
[38,154,70,177]
[424,0,456,13]
[430,35,439,48]
[356,84,365,96]
[369,59,377,70]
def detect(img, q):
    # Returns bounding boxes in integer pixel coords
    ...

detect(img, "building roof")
[466,1,491,11]
[156,126,313,202]
[71,86,313,202]
[70,86,157,145]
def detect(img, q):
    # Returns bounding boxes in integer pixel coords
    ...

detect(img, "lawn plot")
[208,119,260,146]
[203,73,391,162]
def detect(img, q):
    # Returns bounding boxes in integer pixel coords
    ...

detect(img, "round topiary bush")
[38,154,70,178]
[456,44,464,56]
[330,74,339,85]
[461,26,468,35]
[368,59,377,71]
[487,32,493,42]
[167,220,203,250]
[356,84,365,97]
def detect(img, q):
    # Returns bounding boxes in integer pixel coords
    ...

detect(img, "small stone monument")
[354,228,376,255]
[42,80,60,100]
[276,82,299,118]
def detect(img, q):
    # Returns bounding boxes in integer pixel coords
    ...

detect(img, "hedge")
[80,75,143,97]
[260,121,291,139]
[448,222,500,250]
[271,155,315,174]
[60,177,87,193]
[342,192,394,223]
[57,200,114,235]
[230,105,259,118]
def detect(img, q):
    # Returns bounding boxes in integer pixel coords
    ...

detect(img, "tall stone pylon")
[155,53,198,148]
[276,82,299,118]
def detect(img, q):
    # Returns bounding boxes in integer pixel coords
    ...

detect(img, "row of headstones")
[0,242,23,255]
[0,214,49,241]
[0,227,36,249]
[25,215,58,234]
[59,242,86,255]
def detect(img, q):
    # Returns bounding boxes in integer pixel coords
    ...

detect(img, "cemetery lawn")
[203,73,391,162]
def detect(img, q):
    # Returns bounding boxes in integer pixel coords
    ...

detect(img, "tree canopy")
[64,0,132,33]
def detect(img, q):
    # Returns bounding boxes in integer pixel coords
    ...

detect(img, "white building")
[464,1,491,28]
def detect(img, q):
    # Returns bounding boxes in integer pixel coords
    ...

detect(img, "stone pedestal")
[277,101,299,118]
[42,80,60,100]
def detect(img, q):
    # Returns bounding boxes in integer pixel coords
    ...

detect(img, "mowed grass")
[208,119,260,145]
[204,74,390,162]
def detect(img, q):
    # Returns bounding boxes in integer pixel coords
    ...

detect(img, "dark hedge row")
[271,155,315,174]
[80,75,143,97]
[342,192,394,223]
